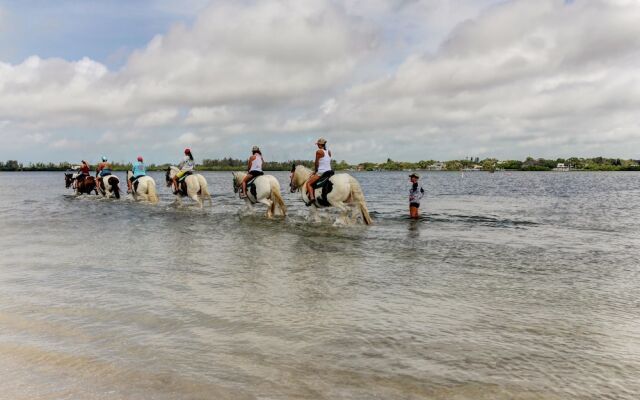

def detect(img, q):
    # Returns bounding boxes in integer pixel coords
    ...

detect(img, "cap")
[184,148,191,154]
[251,145,260,152]
[101,156,108,161]
[137,156,143,162]
[316,137,327,145]
[409,173,420,179]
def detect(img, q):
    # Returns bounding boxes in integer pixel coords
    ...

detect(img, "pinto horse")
[232,171,286,218]
[96,174,121,199]
[64,171,97,195]
[127,171,159,203]
[289,165,372,225]
[165,166,212,208]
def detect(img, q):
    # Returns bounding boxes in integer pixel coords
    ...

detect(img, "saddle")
[245,173,264,199]
[311,171,334,207]
[178,171,192,182]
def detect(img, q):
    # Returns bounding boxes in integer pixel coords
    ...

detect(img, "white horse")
[165,166,212,208]
[232,172,287,218]
[127,171,159,204]
[96,174,120,199]
[289,165,372,225]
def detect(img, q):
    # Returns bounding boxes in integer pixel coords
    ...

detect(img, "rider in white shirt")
[240,146,265,198]
[305,137,333,205]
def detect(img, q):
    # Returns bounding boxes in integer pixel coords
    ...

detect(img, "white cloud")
[184,106,232,126]
[134,109,179,127]
[1,0,640,162]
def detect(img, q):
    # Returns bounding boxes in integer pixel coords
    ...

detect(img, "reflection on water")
[0,171,639,399]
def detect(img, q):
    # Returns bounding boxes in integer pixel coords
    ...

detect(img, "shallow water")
[0,171,639,399]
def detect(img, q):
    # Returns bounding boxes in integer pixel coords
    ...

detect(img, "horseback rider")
[74,160,90,189]
[240,146,265,198]
[172,148,195,194]
[95,156,112,193]
[305,137,333,205]
[128,156,147,193]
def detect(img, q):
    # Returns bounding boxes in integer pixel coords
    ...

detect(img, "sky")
[0,0,639,164]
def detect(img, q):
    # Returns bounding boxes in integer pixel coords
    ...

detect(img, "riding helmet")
[102,156,108,161]
[137,156,143,162]
[184,148,191,154]
[316,137,327,145]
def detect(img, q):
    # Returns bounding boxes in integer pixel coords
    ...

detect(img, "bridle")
[64,173,74,188]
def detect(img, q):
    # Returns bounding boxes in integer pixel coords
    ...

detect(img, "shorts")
[99,170,112,177]
[129,175,144,182]
[410,202,420,208]
[248,170,264,178]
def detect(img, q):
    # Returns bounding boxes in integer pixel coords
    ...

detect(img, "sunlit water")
[1,171,639,399]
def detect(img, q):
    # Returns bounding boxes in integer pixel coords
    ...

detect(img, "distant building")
[428,162,445,171]
[553,163,570,171]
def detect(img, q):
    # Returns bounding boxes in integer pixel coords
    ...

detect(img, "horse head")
[231,172,240,193]
[165,166,173,186]
[289,165,299,193]
[64,172,74,188]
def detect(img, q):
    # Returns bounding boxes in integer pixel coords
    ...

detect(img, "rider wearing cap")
[305,137,333,205]
[96,156,112,178]
[240,146,265,198]
[128,156,147,193]
[172,148,195,194]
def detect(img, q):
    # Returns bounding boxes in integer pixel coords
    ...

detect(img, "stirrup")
[240,192,247,199]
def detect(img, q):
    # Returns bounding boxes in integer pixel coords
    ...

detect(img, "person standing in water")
[409,173,424,219]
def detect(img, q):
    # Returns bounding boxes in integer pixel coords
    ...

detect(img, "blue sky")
[0,0,201,67]
[1,0,639,164]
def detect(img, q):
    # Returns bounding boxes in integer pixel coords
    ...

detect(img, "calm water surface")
[0,171,639,399]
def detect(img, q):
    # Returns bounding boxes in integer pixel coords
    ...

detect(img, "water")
[0,171,639,399]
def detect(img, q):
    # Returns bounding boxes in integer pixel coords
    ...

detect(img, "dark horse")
[64,171,97,195]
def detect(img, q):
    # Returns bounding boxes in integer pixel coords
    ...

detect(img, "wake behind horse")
[232,171,287,218]
[289,165,372,225]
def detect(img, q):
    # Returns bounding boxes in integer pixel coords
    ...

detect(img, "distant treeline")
[1,157,639,172]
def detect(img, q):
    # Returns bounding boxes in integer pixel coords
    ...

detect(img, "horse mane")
[295,165,312,177]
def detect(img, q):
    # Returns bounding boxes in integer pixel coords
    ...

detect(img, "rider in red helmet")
[128,155,147,193]
[172,148,195,194]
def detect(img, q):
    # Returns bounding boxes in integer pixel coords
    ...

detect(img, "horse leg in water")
[244,198,253,214]
[259,198,274,218]
[308,205,321,223]
[332,201,350,225]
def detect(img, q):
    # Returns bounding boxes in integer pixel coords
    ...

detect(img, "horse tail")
[270,178,287,216]
[349,177,372,225]
[198,175,213,206]
[109,177,120,199]
[147,179,159,204]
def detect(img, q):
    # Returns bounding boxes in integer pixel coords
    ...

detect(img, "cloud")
[321,0,640,160]
[134,109,179,127]
[1,0,640,163]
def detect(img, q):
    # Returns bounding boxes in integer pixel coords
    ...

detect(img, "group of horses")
[65,165,372,225]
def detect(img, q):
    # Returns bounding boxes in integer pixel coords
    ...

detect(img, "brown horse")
[64,172,97,195]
